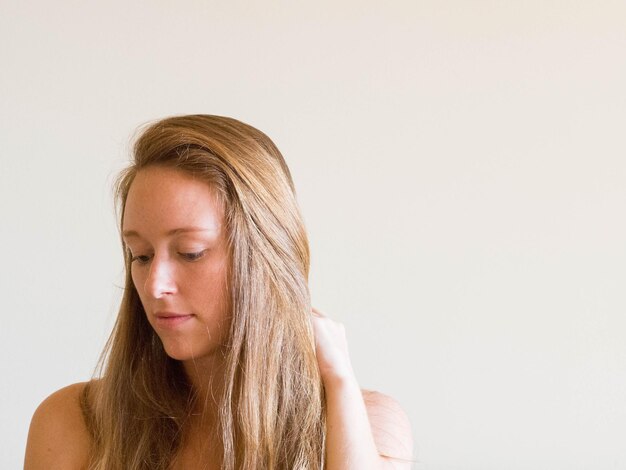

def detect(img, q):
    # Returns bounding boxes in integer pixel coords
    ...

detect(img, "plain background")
[2,1,625,469]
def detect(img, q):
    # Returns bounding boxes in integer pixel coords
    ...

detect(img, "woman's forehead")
[122,166,224,236]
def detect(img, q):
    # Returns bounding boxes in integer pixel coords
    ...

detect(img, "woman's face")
[122,165,231,363]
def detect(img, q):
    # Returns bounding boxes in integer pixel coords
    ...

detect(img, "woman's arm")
[311,308,414,469]
[24,382,91,470]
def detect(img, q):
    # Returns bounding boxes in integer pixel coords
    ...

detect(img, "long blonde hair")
[81,115,326,469]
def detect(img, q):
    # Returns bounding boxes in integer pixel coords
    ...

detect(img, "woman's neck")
[182,349,228,429]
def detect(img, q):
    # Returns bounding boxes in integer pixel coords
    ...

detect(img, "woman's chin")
[163,349,191,361]
[159,341,196,361]
[160,341,218,364]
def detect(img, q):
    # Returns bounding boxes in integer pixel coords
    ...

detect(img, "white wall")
[2,1,625,469]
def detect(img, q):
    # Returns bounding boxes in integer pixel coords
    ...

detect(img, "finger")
[311,307,326,318]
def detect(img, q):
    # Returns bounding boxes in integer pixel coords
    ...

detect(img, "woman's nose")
[144,256,177,298]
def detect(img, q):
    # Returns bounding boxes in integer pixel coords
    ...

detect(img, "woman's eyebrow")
[122,227,218,239]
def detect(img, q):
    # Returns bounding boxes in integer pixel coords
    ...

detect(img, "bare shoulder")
[24,382,92,470]
[362,389,414,467]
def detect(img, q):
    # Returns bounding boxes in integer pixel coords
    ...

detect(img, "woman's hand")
[311,307,413,469]
[310,307,357,386]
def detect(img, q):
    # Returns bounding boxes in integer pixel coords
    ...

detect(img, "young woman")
[24,115,413,469]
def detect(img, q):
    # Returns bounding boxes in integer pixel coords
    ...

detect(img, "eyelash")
[180,251,206,262]
[129,251,207,264]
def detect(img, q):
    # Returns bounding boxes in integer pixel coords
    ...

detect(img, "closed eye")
[179,251,207,262]
[130,254,152,264]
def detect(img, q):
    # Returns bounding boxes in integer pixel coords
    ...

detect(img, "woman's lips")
[154,313,194,328]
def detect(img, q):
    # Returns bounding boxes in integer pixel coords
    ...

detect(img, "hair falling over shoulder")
[80,115,326,469]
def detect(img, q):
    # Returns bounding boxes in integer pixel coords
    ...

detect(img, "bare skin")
[24,380,412,469]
